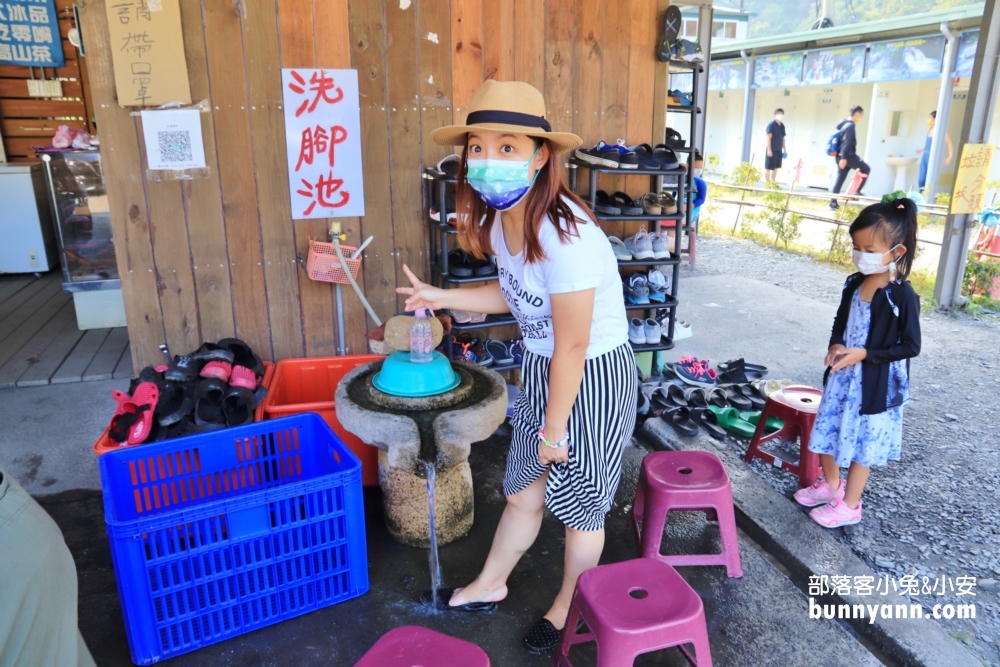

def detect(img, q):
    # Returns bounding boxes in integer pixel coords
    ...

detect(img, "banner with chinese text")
[866,36,945,82]
[708,59,745,91]
[282,68,365,219]
[803,46,865,86]
[0,0,65,68]
[104,0,191,106]
[753,53,803,89]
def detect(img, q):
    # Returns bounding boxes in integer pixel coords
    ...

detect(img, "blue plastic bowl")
[372,351,460,397]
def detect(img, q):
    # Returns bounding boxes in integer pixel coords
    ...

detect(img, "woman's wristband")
[538,428,569,449]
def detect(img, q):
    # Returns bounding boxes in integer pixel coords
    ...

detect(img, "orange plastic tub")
[94,361,275,456]
[261,355,383,486]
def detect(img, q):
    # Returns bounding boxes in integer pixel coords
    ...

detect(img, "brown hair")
[454,138,597,264]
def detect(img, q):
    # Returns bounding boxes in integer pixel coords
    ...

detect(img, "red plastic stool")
[743,385,823,489]
[555,558,712,666]
[354,626,490,666]
[632,451,742,578]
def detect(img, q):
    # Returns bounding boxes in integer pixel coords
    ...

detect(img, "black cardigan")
[825,273,921,415]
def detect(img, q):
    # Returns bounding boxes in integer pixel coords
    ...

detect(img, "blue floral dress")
[808,291,905,468]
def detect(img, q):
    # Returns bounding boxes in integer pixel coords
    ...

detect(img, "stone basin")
[335,359,508,547]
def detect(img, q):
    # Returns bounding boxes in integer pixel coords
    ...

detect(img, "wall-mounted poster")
[104,0,192,106]
[709,59,746,91]
[753,53,803,88]
[955,30,979,79]
[803,46,865,85]
[282,68,366,219]
[0,0,65,67]
[866,35,945,82]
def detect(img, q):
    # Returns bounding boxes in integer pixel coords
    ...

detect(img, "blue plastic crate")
[98,413,369,665]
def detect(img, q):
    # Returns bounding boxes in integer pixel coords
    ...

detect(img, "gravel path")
[684,235,1000,665]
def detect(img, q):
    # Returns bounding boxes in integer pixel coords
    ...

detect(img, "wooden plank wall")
[77,0,667,370]
[0,0,94,161]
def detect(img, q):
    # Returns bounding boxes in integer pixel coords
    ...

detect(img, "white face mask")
[693,168,703,177]
[852,244,901,275]
[775,114,784,121]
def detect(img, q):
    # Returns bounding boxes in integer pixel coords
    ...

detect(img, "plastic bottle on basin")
[409,309,434,363]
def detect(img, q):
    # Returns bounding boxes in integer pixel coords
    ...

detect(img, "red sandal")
[108,382,160,446]
[229,365,258,391]
[200,360,232,381]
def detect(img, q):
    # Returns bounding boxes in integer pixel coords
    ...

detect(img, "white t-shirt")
[490,198,629,359]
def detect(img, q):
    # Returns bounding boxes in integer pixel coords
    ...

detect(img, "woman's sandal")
[523,618,562,654]
[418,587,498,613]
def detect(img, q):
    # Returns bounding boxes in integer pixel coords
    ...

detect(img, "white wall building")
[704,5,991,199]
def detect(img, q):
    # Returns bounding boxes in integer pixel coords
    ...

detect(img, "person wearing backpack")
[829,105,870,210]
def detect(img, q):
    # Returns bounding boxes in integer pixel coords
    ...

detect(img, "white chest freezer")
[0,163,58,273]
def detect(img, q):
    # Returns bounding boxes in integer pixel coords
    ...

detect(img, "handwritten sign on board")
[951,143,995,215]
[281,68,366,219]
[0,0,65,67]
[105,0,191,107]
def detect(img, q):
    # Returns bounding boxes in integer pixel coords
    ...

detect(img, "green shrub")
[826,225,853,265]
[963,252,1000,297]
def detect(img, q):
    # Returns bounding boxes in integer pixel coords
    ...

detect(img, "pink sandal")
[108,382,160,446]
[809,497,862,528]
[793,478,845,507]
[229,365,258,391]
[200,360,232,381]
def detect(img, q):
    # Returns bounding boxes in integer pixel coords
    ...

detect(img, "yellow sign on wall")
[950,143,995,215]
[105,0,191,107]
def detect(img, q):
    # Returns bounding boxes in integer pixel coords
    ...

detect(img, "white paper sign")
[281,68,366,219]
[139,109,206,170]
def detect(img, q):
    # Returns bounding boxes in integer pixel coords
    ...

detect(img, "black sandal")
[155,381,195,427]
[217,338,265,377]
[418,587,498,613]
[194,378,227,427]
[223,386,257,427]
[697,409,727,440]
[523,618,562,654]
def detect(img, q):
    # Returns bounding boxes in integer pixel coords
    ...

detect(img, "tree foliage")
[744,0,979,39]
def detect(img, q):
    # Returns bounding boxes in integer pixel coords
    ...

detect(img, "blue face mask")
[466,146,541,211]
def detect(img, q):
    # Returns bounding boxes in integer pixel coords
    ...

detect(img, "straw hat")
[430,80,582,154]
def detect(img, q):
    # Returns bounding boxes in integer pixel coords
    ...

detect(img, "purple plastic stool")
[554,558,712,666]
[354,626,490,666]
[632,451,743,578]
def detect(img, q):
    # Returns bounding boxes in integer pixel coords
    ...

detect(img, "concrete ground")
[31,433,881,666]
[3,234,993,665]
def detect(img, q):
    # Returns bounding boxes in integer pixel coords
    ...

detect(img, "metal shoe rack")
[423,166,519,363]
[567,59,702,355]
[666,59,704,266]
[567,159,683,353]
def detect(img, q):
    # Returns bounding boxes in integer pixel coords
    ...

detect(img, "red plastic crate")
[260,356,383,487]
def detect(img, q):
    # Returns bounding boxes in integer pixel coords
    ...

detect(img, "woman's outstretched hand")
[396,264,448,312]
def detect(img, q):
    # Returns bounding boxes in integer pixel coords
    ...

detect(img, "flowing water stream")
[425,462,443,612]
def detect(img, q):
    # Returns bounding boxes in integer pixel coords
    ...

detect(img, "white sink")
[885,156,918,190]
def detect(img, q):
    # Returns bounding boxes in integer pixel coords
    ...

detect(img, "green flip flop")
[740,411,785,433]
[707,405,757,438]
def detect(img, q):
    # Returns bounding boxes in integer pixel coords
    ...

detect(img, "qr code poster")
[281,68,365,219]
[139,109,207,171]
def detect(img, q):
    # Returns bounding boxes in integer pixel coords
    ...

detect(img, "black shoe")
[523,618,562,654]
[419,587,498,613]
[575,145,622,169]
[829,200,840,210]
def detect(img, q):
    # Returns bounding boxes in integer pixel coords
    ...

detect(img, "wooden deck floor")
[0,271,132,388]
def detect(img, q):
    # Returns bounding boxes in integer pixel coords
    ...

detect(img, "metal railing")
[702,180,947,251]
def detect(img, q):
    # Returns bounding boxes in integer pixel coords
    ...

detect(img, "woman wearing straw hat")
[398,80,636,654]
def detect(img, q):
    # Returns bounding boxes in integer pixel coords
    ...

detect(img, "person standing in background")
[830,105,870,210]
[916,110,953,192]
[764,108,787,183]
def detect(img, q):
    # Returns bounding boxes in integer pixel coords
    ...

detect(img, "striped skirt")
[504,343,638,531]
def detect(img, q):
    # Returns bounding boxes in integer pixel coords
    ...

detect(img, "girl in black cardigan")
[794,197,921,528]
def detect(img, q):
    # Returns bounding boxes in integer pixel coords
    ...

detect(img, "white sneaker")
[649,232,672,259]
[624,227,654,260]
[658,317,692,340]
